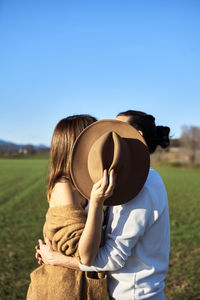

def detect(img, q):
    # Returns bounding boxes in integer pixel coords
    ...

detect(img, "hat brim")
[71,119,150,206]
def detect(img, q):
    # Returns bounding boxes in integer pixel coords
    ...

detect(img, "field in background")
[0,158,48,300]
[0,158,200,300]
[155,164,200,299]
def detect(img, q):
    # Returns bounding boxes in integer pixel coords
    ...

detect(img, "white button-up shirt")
[80,168,170,300]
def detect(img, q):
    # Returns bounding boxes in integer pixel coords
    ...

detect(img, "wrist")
[53,253,79,269]
[89,198,104,208]
[49,251,64,266]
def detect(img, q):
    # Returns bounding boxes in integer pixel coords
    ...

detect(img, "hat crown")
[88,131,131,183]
[71,119,150,206]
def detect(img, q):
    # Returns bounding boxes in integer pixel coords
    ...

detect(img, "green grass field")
[0,158,200,300]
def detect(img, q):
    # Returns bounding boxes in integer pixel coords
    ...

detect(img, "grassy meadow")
[0,158,200,300]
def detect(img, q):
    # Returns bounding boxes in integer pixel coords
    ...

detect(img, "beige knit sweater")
[26,205,107,300]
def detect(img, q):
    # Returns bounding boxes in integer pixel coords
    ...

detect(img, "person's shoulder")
[144,167,168,209]
[130,168,166,205]
[145,167,165,187]
[52,180,72,193]
[49,180,74,208]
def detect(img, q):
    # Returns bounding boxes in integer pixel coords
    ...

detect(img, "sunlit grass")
[154,165,200,300]
[0,159,199,299]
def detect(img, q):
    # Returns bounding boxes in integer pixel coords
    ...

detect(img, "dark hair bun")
[156,126,170,148]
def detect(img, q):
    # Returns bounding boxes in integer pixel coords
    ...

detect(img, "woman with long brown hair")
[36,110,170,300]
[27,114,116,300]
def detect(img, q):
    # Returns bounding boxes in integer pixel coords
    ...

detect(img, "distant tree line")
[180,125,200,166]
[150,125,200,167]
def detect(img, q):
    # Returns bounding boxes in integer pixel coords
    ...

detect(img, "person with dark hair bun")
[116,110,170,153]
[78,111,170,300]
[37,111,170,300]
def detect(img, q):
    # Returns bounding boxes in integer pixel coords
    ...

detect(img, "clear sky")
[0,0,199,146]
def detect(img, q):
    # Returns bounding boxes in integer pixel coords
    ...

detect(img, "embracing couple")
[27,110,170,300]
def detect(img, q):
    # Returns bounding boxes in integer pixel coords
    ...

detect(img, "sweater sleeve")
[44,206,87,257]
[79,188,152,272]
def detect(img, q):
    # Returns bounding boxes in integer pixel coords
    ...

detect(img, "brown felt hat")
[71,119,150,206]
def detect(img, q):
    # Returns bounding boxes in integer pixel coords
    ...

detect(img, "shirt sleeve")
[79,188,152,272]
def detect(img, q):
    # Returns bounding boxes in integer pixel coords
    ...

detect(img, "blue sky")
[0,0,199,145]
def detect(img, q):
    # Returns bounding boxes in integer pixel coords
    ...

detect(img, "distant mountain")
[0,139,17,146]
[0,139,49,152]
[34,144,49,149]
[0,140,19,151]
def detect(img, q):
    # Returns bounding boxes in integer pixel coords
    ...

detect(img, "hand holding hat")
[71,119,150,206]
[90,169,116,205]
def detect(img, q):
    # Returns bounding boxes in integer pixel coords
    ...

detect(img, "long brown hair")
[47,114,97,201]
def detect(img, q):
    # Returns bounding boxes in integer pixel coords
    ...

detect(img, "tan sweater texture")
[26,205,107,300]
